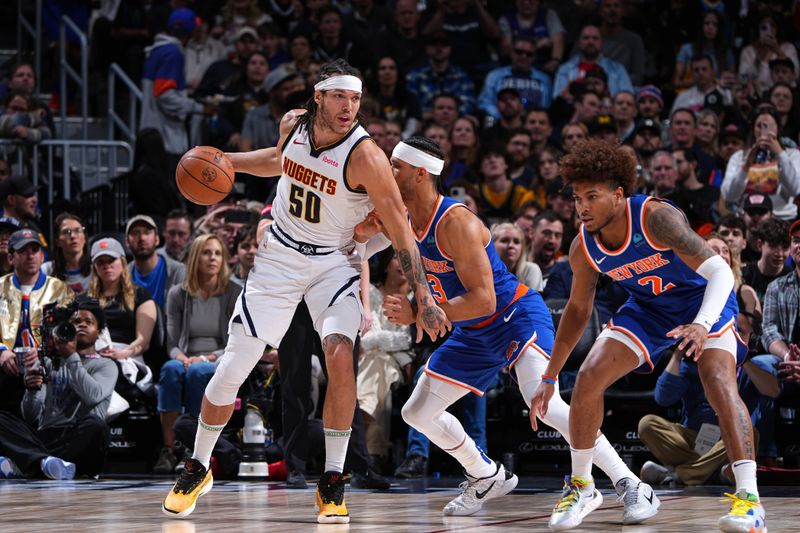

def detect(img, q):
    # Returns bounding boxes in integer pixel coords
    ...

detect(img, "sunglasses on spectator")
[60,226,85,237]
[513,48,534,57]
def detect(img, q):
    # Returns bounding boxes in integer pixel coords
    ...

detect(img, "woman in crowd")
[530,146,561,207]
[443,117,481,186]
[42,213,91,294]
[561,122,588,153]
[155,234,241,473]
[223,51,270,134]
[492,222,543,291]
[722,107,800,220]
[370,56,421,139]
[358,250,413,462]
[230,225,257,287]
[696,109,721,159]
[738,13,799,95]
[286,33,314,80]
[673,11,734,91]
[767,82,799,142]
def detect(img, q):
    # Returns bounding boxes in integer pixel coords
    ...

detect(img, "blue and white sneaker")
[0,456,22,478]
[718,490,767,532]
[40,456,76,480]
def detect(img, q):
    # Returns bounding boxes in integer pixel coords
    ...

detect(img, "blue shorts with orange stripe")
[607,296,747,373]
[425,291,554,396]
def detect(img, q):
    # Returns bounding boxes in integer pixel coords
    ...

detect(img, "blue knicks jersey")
[580,195,738,316]
[415,196,526,328]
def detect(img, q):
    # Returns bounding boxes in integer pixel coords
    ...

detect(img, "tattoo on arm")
[398,249,429,293]
[322,333,353,352]
[647,206,713,261]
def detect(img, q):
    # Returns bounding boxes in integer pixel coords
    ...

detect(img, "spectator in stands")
[545,179,576,254]
[479,36,551,121]
[511,200,540,244]
[636,85,664,120]
[528,210,563,283]
[0,91,51,144]
[480,88,525,146]
[382,0,425,75]
[370,56,422,139]
[633,118,663,166]
[722,107,800,220]
[716,214,749,262]
[477,147,535,226]
[1,63,54,134]
[767,82,799,142]
[491,222,543,291]
[230,225,256,287]
[524,108,554,157]
[497,0,565,74]
[568,89,602,128]
[669,148,719,233]
[612,90,637,144]
[286,33,315,80]
[220,50,271,136]
[647,150,679,198]
[528,145,560,205]
[561,122,588,153]
[768,57,797,89]
[0,217,20,277]
[763,219,800,378]
[344,0,391,61]
[195,26,260,99]
[718,125,747,171]
[673,11,734,91]
[158,210,193,263]
[430,93,460,132]
[553,24,633,99]
[83,237,157,366]
[740,194,775,264]
[313,6,368,70]
[588,114,619,144]
[184,18,227,94]
[0,230,73,416]
[125,215,186,311]
[666,108,717,183]
[505,129,534,187]
[406,32,476,117]
[155,234,240,474]
[141,8,212,161]
[147,0,191,39]
[127,129,185,225]
[696,109,721,159]
[670,55,732,115]
[41,213,90,294]
[258,22,289,69]
[241,66,304,153]
[0,175,41,235]
[739,13,799,96]
[0,300,117,480]
[598,0,645,85]
[213,0,272,52]
[446,116,481,182]
[744,218,791,306]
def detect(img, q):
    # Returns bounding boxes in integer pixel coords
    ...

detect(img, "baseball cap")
[636,85,664,108]
[125,214,158,235]
[0,216,21,233]
[585,65,608,84]
[546,178,573,198]
[497,86,521,98]
[264,65,300,93]
[635,118,661,135]
[703,89,725,115]
[742,193,773,214]
[589,114,618,135]
[234,26,258,41]
[91,238,125,262]
[769,57,795,71]
[1,174,37,199]
[719,123,745,143]
[167,8,196,34]
[9,228,43,251]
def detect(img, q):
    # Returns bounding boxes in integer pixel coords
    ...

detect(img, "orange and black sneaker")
[316,471,350,524]
[162,458,213,518]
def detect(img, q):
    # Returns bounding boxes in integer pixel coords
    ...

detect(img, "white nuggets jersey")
[272,121,375,249]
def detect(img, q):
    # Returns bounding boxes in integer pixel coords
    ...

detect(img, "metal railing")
[16,0,42,94]
[59,15,89,140]
[108,63,144,144]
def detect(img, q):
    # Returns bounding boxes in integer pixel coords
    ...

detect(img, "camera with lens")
[40,301,79,364]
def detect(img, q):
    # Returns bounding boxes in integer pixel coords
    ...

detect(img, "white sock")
[571,447,594,490]
[192,416,225,469]
[732,459,759,498]
[324,428,352,473]
[447,436,496,479]
[593,434,638,485]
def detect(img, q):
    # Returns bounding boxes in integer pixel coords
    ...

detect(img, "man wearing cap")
[588,114,618,143]
[141,8,215,160]
[406,32,476,116]
[195,26,261,99]
[636,85,664,120]
[718,125,746,170]
[480,89,525,146]
[670,55,732,116]
[740,194,775,264]
[633,119,663,166]
[0,175,41,234]
[769,57,797,90]
[0,229,73,414]
[241,65,306,152]
[478,36,551,120]
[125,215,186,311]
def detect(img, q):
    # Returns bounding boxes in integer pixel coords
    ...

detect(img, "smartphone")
[224,209,252,224]
[449,186,467,204]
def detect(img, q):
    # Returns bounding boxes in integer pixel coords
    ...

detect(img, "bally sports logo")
[322,155,339,168]
[202,166,217,183]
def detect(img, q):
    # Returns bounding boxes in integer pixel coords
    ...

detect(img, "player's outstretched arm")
[645,202,733,360]
[530,236,598,428]
[349,141,451,342]
[435,207,496,322]
[225,109,307,177]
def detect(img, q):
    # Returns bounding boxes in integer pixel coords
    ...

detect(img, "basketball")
[175,146,235,205]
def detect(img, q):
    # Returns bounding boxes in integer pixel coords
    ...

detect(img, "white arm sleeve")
[354,233,392,260]
[692,254,735,332]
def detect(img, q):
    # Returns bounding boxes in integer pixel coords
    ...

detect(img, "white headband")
[314,75,362,93]
[392,142,445,176]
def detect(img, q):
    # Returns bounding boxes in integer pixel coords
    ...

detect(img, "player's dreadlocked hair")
[297,59,363,133]
[559,138,638,195]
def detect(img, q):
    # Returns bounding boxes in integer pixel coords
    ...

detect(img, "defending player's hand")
[416,298,451,343]
[667,323,708,361]
[383,294,415,325]
[529,381,555,431]
[353,210,384,243]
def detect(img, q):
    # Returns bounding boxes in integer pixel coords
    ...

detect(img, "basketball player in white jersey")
[162,59,449,524]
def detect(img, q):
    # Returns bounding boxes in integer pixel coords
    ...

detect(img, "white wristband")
[692,255,734,332]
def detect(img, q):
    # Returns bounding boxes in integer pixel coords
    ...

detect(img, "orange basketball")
[176,146,235,205]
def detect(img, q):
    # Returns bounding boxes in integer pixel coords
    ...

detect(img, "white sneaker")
[615,477,660,524]
[0,456,21,478]
[548,476,603,531]
[640,460,676,485]
[442,463,518,516]
[40,456,76,480]
[718,490,767,533]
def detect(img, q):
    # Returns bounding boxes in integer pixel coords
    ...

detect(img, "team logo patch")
[426,236,435,244]
[300,244,314,255]
[202,167,217,183]
[633,233,644,243]
[506,340,520,360]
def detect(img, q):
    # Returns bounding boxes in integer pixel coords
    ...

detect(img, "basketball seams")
[175,175,204,205]
[179,157,233,193]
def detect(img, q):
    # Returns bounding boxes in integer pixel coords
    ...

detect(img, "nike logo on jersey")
[292,139,305,145]
[596,256,607,264]
[475,481,496,499]
[504,308,517,322]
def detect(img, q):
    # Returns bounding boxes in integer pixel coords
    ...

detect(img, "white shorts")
[598,325,739,367]
[232,230,363,347]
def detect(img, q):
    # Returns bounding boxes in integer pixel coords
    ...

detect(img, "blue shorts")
[607,296,748,373]
[425,291,554,396]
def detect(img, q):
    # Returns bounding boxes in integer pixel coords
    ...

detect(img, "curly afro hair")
[559,138,638,195]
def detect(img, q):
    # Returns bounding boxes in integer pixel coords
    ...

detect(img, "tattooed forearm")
[647,205,713,260]
[322,333,353,352]
[398,249,429,291]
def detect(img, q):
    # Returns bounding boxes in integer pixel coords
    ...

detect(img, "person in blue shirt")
[125,215,185,311]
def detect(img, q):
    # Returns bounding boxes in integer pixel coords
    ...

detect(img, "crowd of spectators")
[0,0,799,483]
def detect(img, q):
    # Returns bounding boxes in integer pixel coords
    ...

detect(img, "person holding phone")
[738,14,799,96]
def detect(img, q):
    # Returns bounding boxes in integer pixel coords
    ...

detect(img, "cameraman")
[0,300,118,479]
[0,229,72,414]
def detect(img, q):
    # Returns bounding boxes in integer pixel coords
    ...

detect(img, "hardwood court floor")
[0,477,794,532]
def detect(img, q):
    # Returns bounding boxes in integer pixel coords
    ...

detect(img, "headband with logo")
[392,142,445,176]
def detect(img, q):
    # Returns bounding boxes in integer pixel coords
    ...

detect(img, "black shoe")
[350,468,391,490]
[316,471,349,523]
[285,469,308,489]
[394,454,428,479]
